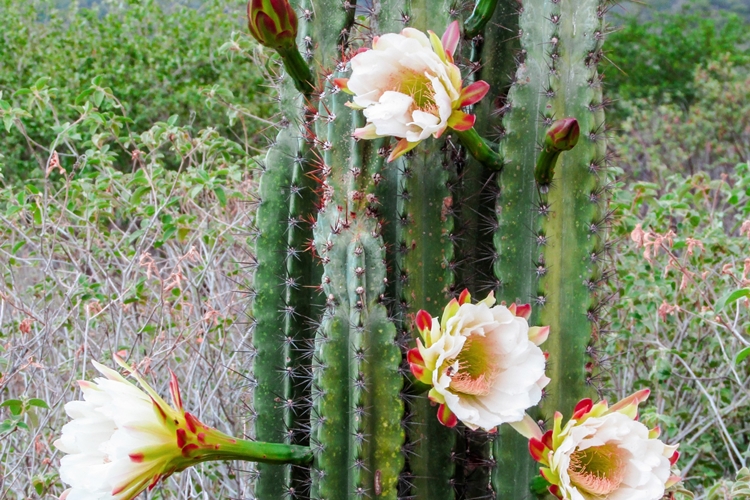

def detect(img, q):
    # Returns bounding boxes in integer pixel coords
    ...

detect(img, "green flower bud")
[247,0,298,51]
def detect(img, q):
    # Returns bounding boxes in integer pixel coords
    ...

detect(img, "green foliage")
[605,11,750,109]
[615,58,750,182]
[707,468,750,499]
[0,0,272,181]
[606,60,750,492]
[0,64,261,496]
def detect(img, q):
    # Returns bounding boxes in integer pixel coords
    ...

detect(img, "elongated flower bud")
[544,117,580,153]
[535,118,580,191]
[247,0,298,51]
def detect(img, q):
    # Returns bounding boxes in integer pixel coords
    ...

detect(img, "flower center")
[448,334,499,397]
[568,442,629,497]
[391,71,437,114]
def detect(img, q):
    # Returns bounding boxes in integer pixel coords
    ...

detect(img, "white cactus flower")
[523,390,682,500]
[335,21,490,161]
[408,289,550,431]
[55,358,237,500]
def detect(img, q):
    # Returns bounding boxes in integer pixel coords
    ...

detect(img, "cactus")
[247,0,611,499]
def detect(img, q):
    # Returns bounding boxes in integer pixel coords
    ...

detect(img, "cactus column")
[246,0,609,499]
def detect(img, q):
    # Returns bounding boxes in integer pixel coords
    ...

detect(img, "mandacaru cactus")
[246,0,618,499]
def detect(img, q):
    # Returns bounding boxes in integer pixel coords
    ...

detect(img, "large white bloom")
[522,390,681,500]
[336,21,490,161]
[55,358,236,500]
[408,290,550,431]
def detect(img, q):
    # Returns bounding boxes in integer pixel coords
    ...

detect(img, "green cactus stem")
[539,0,606,419]
[464,0,500,38]
[491,0,559,496]
[245,0,611,497]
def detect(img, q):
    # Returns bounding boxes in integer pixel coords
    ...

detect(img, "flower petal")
[528,325,550,346]
[353,123,381,140]
[447,110,476,131]
[437,404,458,428]
[441,21,461,59]
[459,80,490,107]
[387,138,419,162]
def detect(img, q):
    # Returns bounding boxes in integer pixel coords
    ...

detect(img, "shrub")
[0,0,273,181]
[606,59,750,493]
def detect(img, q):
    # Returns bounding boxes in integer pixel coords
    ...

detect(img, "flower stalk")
[455,127,505,171]
[464,0,500,38]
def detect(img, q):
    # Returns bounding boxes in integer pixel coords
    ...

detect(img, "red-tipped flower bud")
[545,117,580,152]
[247,0,298,51]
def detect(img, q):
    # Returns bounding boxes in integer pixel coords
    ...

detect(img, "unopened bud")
[545,118,580,152]
[535,118,580,191]
[247,0,298,51]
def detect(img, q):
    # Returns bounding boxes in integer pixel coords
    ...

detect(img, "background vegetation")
[0,0,748,498]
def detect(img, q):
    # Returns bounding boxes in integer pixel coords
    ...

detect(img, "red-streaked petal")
[528,325,550,346]
[387,138,419,162]
[415,310,433,333]
[459,80,490,107]
[515,303,532,320]
[608,388,651,416]
[442,20,460,57]
[447,111,476,132]
[572,398,593,420]
[437,404,458,428]
[333,78,353,94]
[548,484,562,499]
[407,347,425,366]
[458,289,471,305]
[670,450,680,466]
[169,369,182,410]
[508,303,517,315]
[529,438,546,462]
[541,430,554,450]
[666,475,682,488]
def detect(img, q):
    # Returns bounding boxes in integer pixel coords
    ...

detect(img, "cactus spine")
[248,0,610,498]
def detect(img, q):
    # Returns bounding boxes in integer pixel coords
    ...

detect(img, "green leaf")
[0,399,22,416]
[214,186,227,206]
[27,398,49,410]
[716,288,750,312]
[93,90,105,108]
[131,185,152,205]
[736,347,750,365]
[32,204,42,225]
